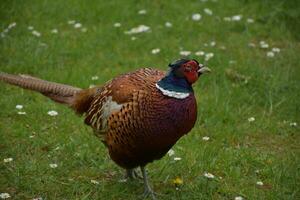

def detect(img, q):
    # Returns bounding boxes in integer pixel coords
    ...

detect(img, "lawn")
[0,0,299,199]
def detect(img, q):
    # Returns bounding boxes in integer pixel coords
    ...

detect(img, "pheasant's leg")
[125,169,143,180]
[126,169,135,180]
[141,166,156,200]
[133,169,143,179]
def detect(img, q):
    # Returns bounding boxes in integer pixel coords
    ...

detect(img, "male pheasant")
[0,59,210,199]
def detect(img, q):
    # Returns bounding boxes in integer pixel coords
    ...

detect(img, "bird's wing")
[83,68,164,142]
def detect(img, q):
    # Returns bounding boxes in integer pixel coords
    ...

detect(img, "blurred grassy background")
[0,0,299,199]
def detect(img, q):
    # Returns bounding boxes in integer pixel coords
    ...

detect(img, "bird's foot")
[141,187,158,200]
[139,166,165,200]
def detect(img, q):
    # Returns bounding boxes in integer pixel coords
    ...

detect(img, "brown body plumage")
[78,68,197,169]
[0,59,210,199]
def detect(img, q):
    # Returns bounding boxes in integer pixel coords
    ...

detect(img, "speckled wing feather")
[84,68,165,137]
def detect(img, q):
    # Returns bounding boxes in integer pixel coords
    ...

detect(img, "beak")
[198,66,211,74]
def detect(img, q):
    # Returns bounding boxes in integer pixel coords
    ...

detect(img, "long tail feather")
[0,72,82,105]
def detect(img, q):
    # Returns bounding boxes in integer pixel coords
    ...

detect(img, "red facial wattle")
[185,72,199,84]
[182,60,200,84]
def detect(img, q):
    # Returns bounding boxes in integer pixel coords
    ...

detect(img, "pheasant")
[0,59,210,199]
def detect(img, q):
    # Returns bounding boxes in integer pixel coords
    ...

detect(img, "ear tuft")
[168,58,189,69]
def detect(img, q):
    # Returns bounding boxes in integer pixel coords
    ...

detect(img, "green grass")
[0,0,299,199]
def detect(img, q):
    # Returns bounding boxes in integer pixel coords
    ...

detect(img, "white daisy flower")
[192,13,202,21]
[204,52,214,61]
[290,122,297,127]
[203,172,215,179]
[51,29,58,34]
[47,110,58,116]
[49,163,58,168]
[91,179,100,184]
[8,22,16,29]
[165,22,172,28]
[202,136,210,141]
[261,43,269,48]
[16,105,23,109]
[3,158,13,163]
[0,193,11,199]
[32,30,41,37]
[124,25,150,34]
[259,41,269,48]
[179,51,191,56]
[91,76,99,80]
[81,28,87,32]
[173,157,182,161]
[256,181,264,186]
[74,23,82,29]
[267,51,275,58]
[32,197,43,200]
[167,149,175,157]
[272,47,280,53]
[223,17,231,21]
[259,41,266,45]
[17,111,26,115]
[248,117,255,122]
[195,51,205,56]
[210,41,216,47]
[231,15,242,21]
[235,196,244,200]
[247,18,254,23]
[204,8,213,15]
[68,20,76,25]
[138,9,147,15]
[151,48,160,54]
[114,23,121,27]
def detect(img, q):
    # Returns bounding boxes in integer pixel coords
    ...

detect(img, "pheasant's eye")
[184,66,192,72]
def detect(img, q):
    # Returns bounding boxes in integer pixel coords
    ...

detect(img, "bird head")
[169,58,211,84]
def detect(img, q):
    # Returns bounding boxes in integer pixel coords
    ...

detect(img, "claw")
[142,189,157,200]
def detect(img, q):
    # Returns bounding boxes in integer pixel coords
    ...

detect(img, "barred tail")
[0,72,82,105]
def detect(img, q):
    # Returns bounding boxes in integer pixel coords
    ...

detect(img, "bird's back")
[82,68,197,168]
